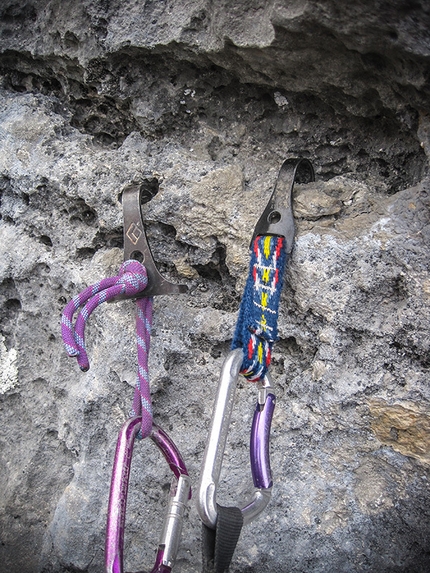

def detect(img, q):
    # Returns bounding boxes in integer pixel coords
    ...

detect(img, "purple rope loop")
[61,259,154,438]
[131,296,153,439]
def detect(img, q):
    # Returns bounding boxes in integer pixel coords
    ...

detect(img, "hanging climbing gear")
[105,417,191,573]
[61,182,191,573]
[198,158,315,573]
[198,350,276,572]
[120,183,188,298]
[232,158,315,382]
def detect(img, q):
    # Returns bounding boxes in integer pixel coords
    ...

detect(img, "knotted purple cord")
[61,260,154,438]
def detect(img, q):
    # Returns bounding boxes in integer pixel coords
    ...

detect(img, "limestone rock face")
[0,2,430,572]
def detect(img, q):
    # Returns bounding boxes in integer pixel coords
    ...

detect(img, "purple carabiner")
[250,391,276,489]
[105,417,191,573]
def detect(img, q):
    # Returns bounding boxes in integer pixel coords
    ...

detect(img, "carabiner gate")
[105,417,191,573]
[197,348,276,529]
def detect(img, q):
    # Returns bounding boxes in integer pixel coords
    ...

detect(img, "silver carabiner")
[197,348,276,529]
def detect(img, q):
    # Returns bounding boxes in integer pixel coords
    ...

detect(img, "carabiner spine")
[105,417,141,573]
[197,348,243,528]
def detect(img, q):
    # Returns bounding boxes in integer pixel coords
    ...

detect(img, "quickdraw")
[197,349,275,528]
[61,183,190,573]
[198,158,315,573]
[61,158,314,573]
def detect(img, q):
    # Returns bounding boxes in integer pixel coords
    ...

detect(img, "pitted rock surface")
[0,2,430,573]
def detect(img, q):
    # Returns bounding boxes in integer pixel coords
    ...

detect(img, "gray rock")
[0,2,429,572]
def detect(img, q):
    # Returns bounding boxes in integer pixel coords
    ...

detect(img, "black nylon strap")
[202,505,244,573]
[202,521,216,573]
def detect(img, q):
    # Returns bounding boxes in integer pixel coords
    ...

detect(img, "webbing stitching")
[232,235,287,382]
